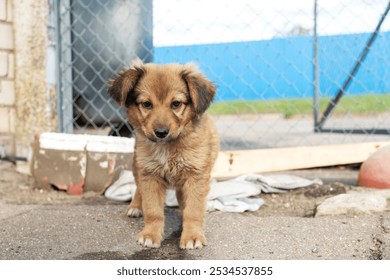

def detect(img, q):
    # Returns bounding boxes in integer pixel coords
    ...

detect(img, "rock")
[315,193,388,217]
[358,145,390,189]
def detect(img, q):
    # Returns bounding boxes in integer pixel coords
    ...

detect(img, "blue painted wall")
[154,31,390,102]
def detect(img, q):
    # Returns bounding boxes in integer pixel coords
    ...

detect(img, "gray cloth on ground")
[104,170,322,213]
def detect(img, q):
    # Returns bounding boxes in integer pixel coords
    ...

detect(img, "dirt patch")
[254,183,350,217]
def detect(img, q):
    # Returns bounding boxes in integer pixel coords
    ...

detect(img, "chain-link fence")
[56,0,153,136]
[55,0,390,150]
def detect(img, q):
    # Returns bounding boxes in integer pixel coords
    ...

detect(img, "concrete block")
[15,139,31,159]
[0,80,15,105]
[0,22,13,50]
[315,193,388,217]
[0,0,6,20]
[0,51,7,76]
[7,52,13,78]
[0,132,14,157]
[6,0,12,22]
[0,106,15,133]
[8,106,14,133]
[32,133,134,195]
[0,107,11,132]
[359,145,390,189]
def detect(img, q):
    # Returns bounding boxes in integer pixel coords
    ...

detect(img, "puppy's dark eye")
[171,101,182,109]
[141,101,153,109]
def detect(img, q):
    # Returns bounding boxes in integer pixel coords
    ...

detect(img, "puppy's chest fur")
[136,141,201,187]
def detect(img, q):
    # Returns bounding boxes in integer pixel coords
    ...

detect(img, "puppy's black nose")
[154,127,169,139]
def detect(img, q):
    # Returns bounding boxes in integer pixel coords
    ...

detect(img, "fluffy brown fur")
[108,60,219,249]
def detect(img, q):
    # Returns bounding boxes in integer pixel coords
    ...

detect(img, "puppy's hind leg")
[126,189,143,218]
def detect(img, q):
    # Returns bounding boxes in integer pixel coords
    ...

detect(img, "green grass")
[209,94,390,118]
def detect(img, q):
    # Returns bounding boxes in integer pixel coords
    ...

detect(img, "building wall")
[0,0,57,158]
[155,32,390,102]
[13,0,58,157]
[0,0,15,156]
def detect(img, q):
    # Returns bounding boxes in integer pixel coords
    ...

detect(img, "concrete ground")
[0,163,389,260]
[0,204,389,260]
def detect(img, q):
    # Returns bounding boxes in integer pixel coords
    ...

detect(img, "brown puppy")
[108,60,219,249]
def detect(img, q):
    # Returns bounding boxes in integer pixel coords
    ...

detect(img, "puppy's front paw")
[126,206,143,218]
[180,232,207,250]
[137,231,162,248]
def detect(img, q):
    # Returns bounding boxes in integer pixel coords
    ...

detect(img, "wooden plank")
[212,141,390,179]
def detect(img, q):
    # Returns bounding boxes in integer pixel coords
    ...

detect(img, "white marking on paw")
[194,240,203,249]
[127,208,143,218]
[138,236,160,248]
[186,241,194,250]
[144,238,153,247]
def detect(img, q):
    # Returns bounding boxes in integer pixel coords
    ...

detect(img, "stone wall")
[0,0,57,158]
[0,0,15,156]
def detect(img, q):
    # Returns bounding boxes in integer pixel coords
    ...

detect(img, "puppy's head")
[108,60,215,142]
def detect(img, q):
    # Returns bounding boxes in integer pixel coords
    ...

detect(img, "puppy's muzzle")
[154,127,170,139]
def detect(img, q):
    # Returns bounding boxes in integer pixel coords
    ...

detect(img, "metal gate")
[55,0,153,136]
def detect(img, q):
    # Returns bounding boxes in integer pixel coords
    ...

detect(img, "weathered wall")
[0,0,15,156]
[12,0,57,156]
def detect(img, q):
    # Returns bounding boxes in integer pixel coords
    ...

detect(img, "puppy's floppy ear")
[107,59,145,107]
[181,63,216,115]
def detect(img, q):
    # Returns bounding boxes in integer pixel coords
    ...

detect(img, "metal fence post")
[55,0,73,133]
[54,0,63,132]
[316,0,390,132]
[313,0,320,132]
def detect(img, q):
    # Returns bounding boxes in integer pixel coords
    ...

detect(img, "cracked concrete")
[381,214,390,259]
[0,203,389,260]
